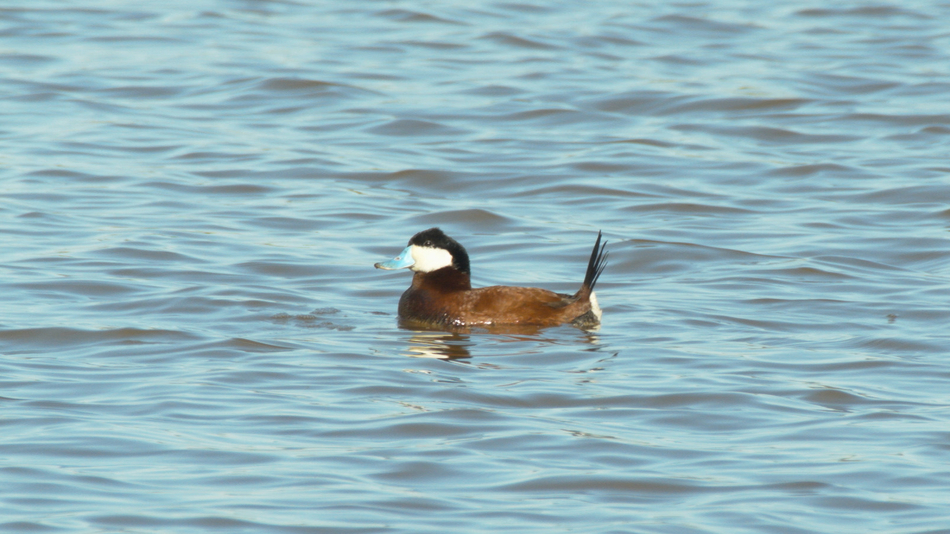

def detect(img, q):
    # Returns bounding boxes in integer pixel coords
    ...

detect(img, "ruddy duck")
[375,228,608,328]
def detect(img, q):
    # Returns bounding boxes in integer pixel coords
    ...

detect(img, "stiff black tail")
[582,230,608,292]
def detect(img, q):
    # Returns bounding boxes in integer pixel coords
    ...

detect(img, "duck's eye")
[424,240,432,247]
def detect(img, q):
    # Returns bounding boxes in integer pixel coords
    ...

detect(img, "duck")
[375,228,607,329]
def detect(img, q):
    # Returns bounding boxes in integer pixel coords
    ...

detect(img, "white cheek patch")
[410,245,454,273]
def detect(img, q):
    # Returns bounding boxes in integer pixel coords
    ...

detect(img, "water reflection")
[402,331,473,360]
[399,323,603,360]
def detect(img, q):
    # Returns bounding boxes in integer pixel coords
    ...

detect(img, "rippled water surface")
[3,1,950,532]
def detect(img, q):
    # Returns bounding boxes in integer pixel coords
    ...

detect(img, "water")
[3,1,950,532]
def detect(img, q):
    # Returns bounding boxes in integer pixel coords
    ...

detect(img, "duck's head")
[375,227,471,274]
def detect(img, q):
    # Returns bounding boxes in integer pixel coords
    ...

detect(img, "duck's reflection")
[397,320,602,360]
[401,331,473,360]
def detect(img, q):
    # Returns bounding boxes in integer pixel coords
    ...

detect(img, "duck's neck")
[412,266,472,292]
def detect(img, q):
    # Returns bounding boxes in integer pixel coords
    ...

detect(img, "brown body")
[398,266,598,328]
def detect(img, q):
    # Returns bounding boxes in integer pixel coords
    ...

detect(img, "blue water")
[3,1,950,532]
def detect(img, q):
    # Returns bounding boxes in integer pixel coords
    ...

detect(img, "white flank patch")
[409,245,454,273]
[589,292,603,321]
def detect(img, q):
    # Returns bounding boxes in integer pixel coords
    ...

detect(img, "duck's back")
[453,285,587,326]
